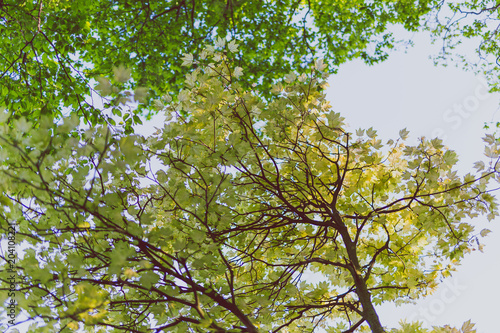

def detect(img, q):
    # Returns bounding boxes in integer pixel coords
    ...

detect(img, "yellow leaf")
[461,319,476,333]
[68,321,79,330]
[124,268,138,279]
[480,228,491,237]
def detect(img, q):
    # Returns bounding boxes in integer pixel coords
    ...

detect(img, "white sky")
[327,32,500,332]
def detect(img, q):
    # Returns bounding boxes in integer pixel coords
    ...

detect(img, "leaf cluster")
[1,0,440,126]
[0,42,498,332]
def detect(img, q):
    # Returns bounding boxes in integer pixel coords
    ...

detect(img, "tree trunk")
[333,212,385,333]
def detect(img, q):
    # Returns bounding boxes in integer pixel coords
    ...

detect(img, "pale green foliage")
[0,42,498,332]
[391,319,476,333]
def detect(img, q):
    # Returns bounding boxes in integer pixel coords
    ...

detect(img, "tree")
[0,0,440,127]
[0,42,498,332]
[427,0,500,92]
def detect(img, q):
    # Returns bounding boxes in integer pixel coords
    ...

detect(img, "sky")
[326,31,500,332]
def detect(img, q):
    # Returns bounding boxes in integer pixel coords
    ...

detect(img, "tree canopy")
[1,0,442,127]
[4,0,500,127]
[0,43,498,332]
[2,0,500,332]
[429,0,500,91]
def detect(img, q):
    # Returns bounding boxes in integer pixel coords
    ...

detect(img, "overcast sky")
[327,32,500,332]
